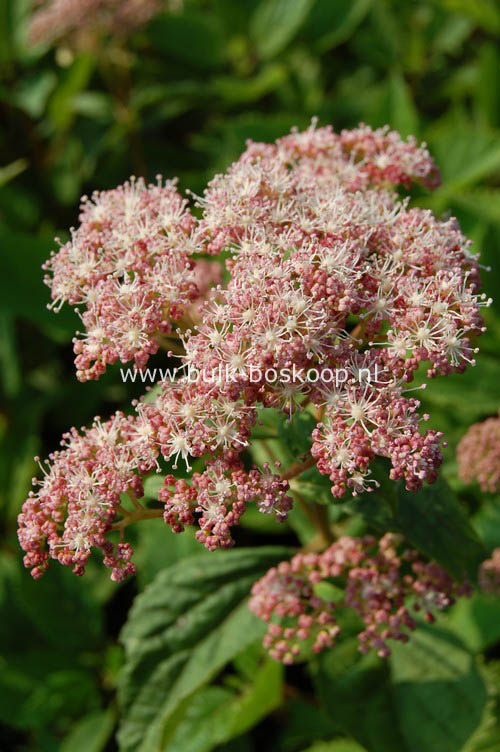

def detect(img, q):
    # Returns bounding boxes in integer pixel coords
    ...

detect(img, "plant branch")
[111,507,163,531]
[282,455,316,480]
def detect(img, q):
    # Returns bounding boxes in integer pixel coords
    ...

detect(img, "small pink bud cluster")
[159,458,291,550]
[29,0,162,46]
[249,534,469,663]
[457,412,500,493]
[44,177,201,381]
[17,412,158,581]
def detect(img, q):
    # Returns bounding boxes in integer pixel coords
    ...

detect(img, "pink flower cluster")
[457,412,500,493]
[44,177,201,381]
[29,0,162,46]
[18,384,293,578]
[17,411,157,581]
[249,534,470,663]
[159,458,291,550]
[20,122,491,580]
[183,121,489,497]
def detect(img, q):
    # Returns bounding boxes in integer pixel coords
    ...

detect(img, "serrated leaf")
[250,0,315,59]
[117,547,290,752]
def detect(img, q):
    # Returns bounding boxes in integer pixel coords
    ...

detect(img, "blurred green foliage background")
[1,0,500,750]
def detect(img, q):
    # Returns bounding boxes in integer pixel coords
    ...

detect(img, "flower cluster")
[20,122,490,581]
[18,381,293,577]
[249,534,469,663]
[457,412,500,493]
[44,177,202,381]
[159,458,291,550]
[29,0,163,46]
[17,412,158,581]
[185,121,489,496]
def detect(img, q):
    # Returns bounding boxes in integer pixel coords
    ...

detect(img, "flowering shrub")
[17,122,493,683]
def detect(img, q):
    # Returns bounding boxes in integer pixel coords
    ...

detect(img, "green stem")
[111,507,163,531]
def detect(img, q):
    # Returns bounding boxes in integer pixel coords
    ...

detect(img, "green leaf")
[473,496,500,550]
[278,698,340,749]
[166,658,282,752]
[291,465,335,506]
[163,686,234,752]
[227,658,283,737]
[134,519,209,589]
[303,0,373,53]
[148,12,226,69]
[395,479,486,581]
[60,709,115,752]
[426,119,500,210]
[250,0,316,59]
[389,625,487,752]
[450,189,500,224]
[212,63,288,103]
[48,54,95,131]
[316,627,487,752]
[419,355,500,421]
[462,661,500,752]
[315,641,407,752]
[442,593,500,653]
[437,0,500,33]
[313,581,345,603]
[278,409,316,456]
[0,158,28,188]
[475,43,500,127]
[0,224,77,335]
[354,475,486,581]
[302,740,368,752]
[117,547,290,752]
[143,474,165,499]
[387,71,419,137]
[14,69,57,118]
